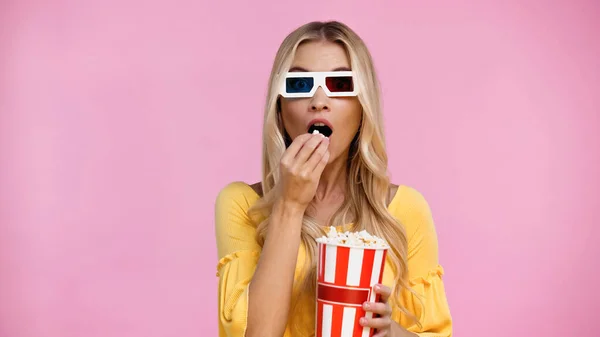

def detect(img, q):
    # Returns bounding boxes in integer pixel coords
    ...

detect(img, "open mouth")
[308,122,333,137]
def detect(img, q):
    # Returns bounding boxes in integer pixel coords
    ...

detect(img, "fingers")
[374,284,392,303]
[280,133,315,163]
[293,134,326,165]
[372,330,391,337]
[360,315,392,330]
[302,137,329,173]
[313,149,330,175]
[361,285,393,335]
[362,301,392,317]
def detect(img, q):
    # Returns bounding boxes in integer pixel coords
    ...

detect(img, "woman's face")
[280,40,362,164]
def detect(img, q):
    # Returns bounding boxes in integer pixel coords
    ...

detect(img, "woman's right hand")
[278,133,330,210]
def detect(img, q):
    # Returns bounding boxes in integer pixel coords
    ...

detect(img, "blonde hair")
[248,21,420,334]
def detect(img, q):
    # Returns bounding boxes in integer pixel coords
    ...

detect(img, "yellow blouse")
[215,181,452,337]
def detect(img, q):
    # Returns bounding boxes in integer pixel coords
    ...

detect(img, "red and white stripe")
[316,243,388,337]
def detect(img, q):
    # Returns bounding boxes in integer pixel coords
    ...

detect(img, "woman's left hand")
[360,284,394,337]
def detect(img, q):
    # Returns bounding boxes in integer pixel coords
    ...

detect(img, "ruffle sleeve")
[394,265,452,337]
[217,250,260,337]
[215,182,262,337]
[389,186,453,336]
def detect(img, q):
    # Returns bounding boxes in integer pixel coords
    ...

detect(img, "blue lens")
[286,77,314,93]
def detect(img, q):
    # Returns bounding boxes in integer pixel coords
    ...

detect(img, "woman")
[215,21,452,337]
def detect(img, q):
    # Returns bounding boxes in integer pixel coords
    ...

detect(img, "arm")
[245,200,305,337]
[215,187,303,337]
[392,187,453,336]
[343,186,452,337]
[247,134,329,337]
[215,183,262,337]
[216,133,330,337]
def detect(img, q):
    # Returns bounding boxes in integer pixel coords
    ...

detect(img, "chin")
[327,150,341,164]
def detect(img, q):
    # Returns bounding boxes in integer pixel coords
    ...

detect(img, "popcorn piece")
[316,226,389,248]
[313,129,320,135]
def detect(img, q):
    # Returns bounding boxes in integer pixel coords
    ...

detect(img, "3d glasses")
[280,71,357,98]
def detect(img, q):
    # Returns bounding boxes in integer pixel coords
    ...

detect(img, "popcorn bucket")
[315,240,388,337]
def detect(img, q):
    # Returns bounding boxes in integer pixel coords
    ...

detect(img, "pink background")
[1,1,599,336]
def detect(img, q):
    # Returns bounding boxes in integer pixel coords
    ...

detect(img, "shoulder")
[388,184,437,243]
[214,182,264,260]
[215,181,262,215]
[248,182,263,197]
[388,183,399,206]
[389,184,431,214]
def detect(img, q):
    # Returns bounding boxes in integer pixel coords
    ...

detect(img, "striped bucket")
[315,241,388,337]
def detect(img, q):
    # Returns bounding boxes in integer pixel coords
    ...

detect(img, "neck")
[314,151,348,203]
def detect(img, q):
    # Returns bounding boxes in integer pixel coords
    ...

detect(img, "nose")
[309,86,330,112]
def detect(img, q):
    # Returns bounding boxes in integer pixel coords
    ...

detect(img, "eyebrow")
[288,66,351,72]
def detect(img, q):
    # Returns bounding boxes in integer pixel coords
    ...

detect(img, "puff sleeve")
[390,187,453,337]
[215,182,262,337]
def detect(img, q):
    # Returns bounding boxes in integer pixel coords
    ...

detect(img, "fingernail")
[360,317,366,325]
[363,302,369,309]
[375,284,380,291]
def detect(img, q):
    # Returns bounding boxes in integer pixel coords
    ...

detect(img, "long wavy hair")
[248,21,419,335]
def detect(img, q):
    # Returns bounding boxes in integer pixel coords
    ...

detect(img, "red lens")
[325,76,353,92]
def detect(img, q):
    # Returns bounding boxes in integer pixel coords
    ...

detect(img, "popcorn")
[316,226,389,248]
[312,129,320,135]
[315,226,389,335]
